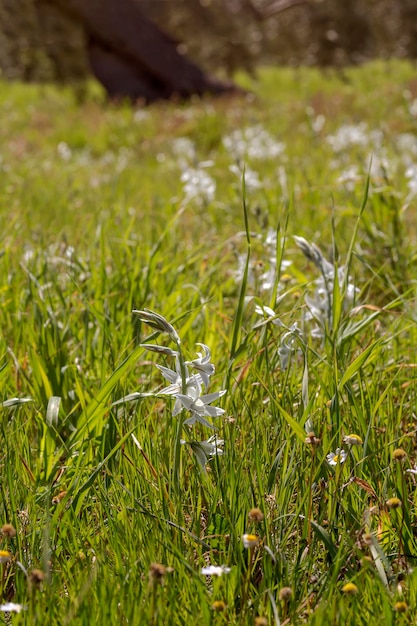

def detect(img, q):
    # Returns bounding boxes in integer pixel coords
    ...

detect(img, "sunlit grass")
[1,61,417,623]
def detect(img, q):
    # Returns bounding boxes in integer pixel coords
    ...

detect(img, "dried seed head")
[363,532,374,546]
[52,491,67,505]
[278,586,293,601]
[1,524,16,538]
[342,582,358,595]
[211,600,226,612]
[29,569,45,588]
[392,448,407,463]
[305,432,321,446]
[248,508,264,523]
[254,618,268,626]
[149,563,167,585]
[386,497,402,510]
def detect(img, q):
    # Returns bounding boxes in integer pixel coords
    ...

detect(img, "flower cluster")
[294,236,358,339]
[254,304,301,370]
[156,344,226,429]
[131,310,226,470]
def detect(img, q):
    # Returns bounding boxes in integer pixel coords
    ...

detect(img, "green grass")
[1,60,417,624]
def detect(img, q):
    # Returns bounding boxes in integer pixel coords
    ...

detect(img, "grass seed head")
[211,600,226,612]
[254,617,268,626]
[394,601,408,613]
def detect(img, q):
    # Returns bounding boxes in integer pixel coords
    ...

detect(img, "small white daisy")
[326,448,347,467]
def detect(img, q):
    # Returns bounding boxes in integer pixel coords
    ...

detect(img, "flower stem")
[173,339,187,487]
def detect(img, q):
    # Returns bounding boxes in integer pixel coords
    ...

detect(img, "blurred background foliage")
[0,0,417,84]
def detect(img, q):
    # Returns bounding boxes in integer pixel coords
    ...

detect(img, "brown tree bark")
[46,0,239,102]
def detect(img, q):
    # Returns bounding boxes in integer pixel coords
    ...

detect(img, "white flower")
[337,165,361,191]
[181,436,224,471]
[171,137,196,165]
[295,236,358,338]
[176,386,227,429]
[278,323,302,370]
[326,448,347,467]
[229,164,262,190]
[186,344,215,388]
[223,125,285,160]
[201,564,231,577]
[326,123,369,152]
[196,435,224,457]
[156,359,202,416]
[181,167,216,204]
[254,304,283,326]
[0,603,26,613]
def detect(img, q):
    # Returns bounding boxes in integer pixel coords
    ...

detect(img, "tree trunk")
[46,0,239,102]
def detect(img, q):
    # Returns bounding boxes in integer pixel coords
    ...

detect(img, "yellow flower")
[0,550,11,564]
[342,434,363,446]
[386,497,402,510]
[392,448,407,462]
[342,582,358,595]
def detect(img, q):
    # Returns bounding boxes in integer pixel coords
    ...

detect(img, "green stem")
[173,339,187,488]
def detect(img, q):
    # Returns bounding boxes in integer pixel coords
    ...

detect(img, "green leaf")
[338,340,381,389]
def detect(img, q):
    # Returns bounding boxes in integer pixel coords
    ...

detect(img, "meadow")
[1,60,417,624]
